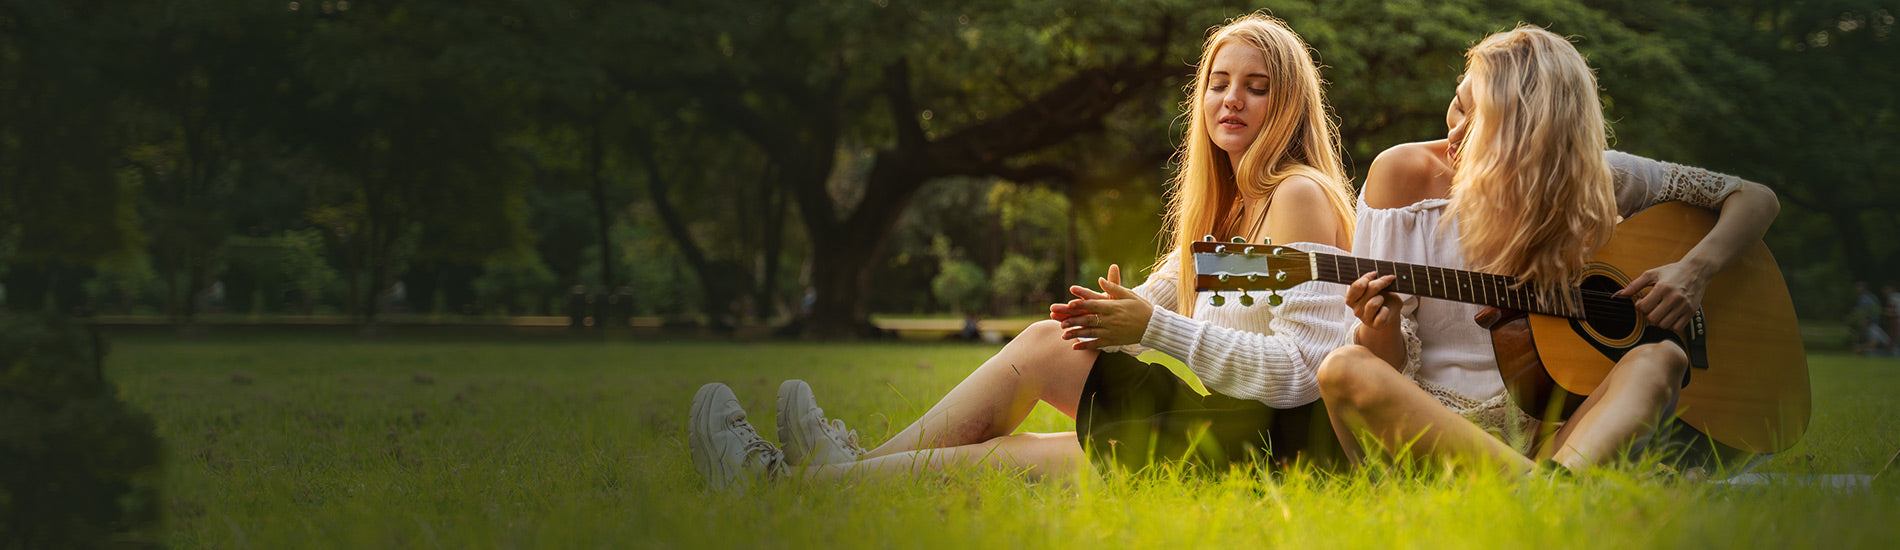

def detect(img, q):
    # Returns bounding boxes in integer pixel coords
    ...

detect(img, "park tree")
[1670,0,1900,314]
[633,0,1241,338]
[0,1,141,312]
[117,0,319,322]
[294,0,536,324]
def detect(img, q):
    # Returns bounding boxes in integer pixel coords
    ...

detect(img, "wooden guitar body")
[1480,202,1810,457]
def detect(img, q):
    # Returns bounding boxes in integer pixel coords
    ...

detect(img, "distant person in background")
[567,285,588,329]
[1852,281,1890,356]
[685,13,1358,489]
[1882,282,1899,357]
[955,312,981,342]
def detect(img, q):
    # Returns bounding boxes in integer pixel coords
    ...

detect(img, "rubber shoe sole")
[776,379,813,467]
[688,382,740,491]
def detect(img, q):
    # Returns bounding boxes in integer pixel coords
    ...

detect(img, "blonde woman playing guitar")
[1315,25,1785,475]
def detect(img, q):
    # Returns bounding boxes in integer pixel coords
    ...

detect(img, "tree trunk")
[589,116,615,293]
[638,138,740,329]
[754,162,787,323]
[804,242,882,339]
[1834,207,1876,283]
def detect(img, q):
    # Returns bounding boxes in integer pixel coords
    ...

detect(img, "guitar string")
[1212,249,1643,316]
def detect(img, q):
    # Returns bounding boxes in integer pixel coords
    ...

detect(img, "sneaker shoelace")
[732,418,785,476]
[823,418,867,457]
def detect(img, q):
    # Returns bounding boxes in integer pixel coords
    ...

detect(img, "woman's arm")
[1348,143,1443,369]
[1059,245,1353,408]
[1608,152,1782,331]
[1138,271,1350,407]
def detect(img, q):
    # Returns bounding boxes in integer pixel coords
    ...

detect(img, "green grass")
[107,331,1900,548]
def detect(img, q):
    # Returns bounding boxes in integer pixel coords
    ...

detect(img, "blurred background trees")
[0,0,1893,337]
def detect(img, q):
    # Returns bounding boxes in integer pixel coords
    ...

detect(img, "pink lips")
[1218,115,1245,129]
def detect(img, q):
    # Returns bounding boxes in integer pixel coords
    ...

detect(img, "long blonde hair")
[1157,13,1355,315]
[1447,25,1616,314]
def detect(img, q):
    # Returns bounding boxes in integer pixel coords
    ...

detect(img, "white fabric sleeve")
[1135,242,1352,408]
[1606,150,1744,218]
[1129,257,1180,315]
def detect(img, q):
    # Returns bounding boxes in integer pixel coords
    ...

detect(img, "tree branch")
[885,58,927,154]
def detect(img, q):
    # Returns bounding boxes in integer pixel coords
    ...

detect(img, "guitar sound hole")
[1578,275,1638,340]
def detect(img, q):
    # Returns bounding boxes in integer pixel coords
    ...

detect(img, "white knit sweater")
[1114,242,1352,409]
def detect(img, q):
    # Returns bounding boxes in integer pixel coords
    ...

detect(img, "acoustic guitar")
[1190,201,1810,457]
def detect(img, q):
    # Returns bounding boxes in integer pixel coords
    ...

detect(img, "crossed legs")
[1315,342,1687,474]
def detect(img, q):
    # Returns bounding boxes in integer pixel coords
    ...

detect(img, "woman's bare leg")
[810,432,1086,482]
[1316,345,1533,474]
[1534,342,1687,469]
[865,320,1099,458]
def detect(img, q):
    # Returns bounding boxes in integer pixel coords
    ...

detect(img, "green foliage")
[221,230,341,315]
[471,254,558,316]
[1,0,1893,325]
[931,260,990,314]
[992,254,1059,313]
[0,316,160,548]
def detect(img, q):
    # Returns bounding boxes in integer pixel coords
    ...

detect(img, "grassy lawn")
[108,330,1900,548]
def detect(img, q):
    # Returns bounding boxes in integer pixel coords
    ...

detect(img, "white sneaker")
[688,383,784,491]
[776,379,868,466]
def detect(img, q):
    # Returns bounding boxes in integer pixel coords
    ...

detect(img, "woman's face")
[1445,75,1474,162]
[1202,43,1272,161]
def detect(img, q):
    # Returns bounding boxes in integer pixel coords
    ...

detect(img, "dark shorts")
[1075,352,1343,472]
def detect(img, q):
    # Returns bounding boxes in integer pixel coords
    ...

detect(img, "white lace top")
[1109,242,1353,409]
[1351,151,1743,449]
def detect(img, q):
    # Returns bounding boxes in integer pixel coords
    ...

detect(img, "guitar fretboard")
[1308,252,1574,317]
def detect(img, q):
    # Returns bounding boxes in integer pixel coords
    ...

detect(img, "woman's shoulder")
[1265,173,1349,248]
[1269,172,1344,223]
[1364,141,1453,209]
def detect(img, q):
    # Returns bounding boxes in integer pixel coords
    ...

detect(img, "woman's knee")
[987,320,1085,384]
[1623,341,1689,386]
[1317,345,1384,405]
[1021,319,1065,341]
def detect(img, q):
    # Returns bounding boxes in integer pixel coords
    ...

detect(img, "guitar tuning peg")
[1275,270,1287,282]
[1239,290,1255,307]
[1214,245,1228,257]
[1230,236,1247,243]
[1242,246,1256,256]
[1267,292,1284,307]
[1263,237,1272,245]
[1202,235,1216,242]
[1217,273,1231,283]
[1209,292,1226,307]
[1271,247,1286,259]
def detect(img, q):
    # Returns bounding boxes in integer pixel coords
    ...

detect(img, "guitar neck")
[1306,252,1574,317]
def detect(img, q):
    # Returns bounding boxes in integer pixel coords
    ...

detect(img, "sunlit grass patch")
[108,332,1900,548]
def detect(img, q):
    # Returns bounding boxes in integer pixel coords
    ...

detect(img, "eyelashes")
[1208,85,1269,96]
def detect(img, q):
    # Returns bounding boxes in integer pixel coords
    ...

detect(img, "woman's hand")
[1346,271,1400,331]
[1051,264,1153,350]
[1614,260,1709,333]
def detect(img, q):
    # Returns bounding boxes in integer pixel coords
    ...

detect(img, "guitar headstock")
[1189,236,1315,306]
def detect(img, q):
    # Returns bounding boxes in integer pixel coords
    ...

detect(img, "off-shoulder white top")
[1350,151,1744,448]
